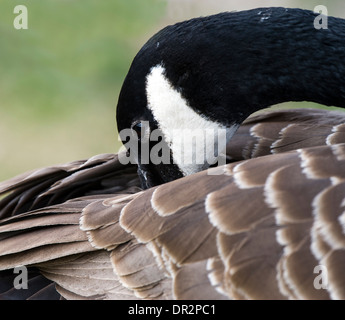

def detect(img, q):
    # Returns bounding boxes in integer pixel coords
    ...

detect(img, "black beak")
[136,163,164,189]
[123,121,184,189]
[136,126,184,189]
[136,158,184,189]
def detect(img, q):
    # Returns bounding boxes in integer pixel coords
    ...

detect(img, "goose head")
[116,7,345,189]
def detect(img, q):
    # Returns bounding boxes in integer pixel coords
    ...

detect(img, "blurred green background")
[1,0,345,181]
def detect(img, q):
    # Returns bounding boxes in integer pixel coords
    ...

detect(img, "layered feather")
[1,108,345,299]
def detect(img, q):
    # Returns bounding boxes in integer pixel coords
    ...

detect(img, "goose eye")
[131,121,143,138]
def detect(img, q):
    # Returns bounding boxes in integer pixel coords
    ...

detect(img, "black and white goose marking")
[1,7,345,299]
[145,64,236,176]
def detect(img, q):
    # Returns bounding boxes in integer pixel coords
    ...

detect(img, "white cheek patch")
[146,64,238,176]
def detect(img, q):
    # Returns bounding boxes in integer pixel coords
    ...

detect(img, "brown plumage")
[1,108,345,300]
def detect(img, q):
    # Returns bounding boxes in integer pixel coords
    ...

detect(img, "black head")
[116,7,345,189]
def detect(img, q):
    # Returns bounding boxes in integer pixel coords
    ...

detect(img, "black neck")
[158,8,345,125]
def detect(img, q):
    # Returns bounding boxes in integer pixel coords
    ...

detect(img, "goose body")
[2,7,345,299]
[2,108,345,299]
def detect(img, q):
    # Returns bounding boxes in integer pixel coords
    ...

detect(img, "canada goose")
[1,7,345,300]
